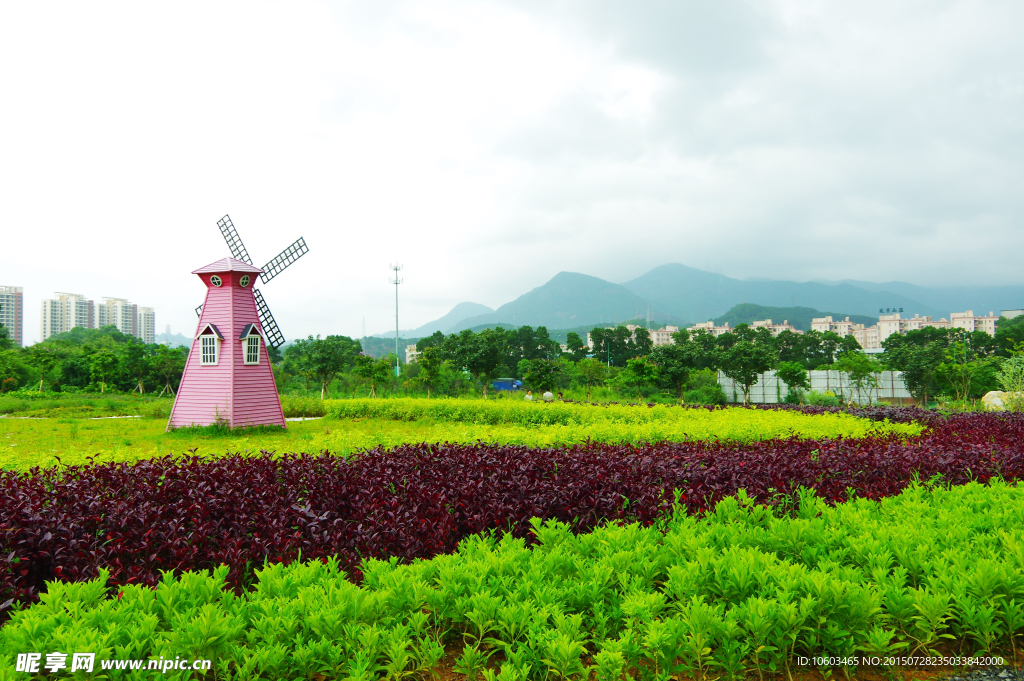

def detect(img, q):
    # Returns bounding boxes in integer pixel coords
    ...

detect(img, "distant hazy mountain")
[712,304,877,331]
[374,301,494,338]
[373,264,1019,344]
[156,332,191,347]
[451,272,656,332]
[814,279,1024,316]
[622,264,944,320]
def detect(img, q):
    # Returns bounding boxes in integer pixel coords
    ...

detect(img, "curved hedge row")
[3,411,1023,616]
[325,398,934,425]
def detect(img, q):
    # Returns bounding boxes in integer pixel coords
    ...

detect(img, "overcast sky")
[2,1,1021,343]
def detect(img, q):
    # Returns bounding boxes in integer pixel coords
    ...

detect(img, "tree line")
[0,326,190,395]
[5,312,1024,405]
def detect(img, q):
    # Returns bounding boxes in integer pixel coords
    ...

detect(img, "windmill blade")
[195,305,203,317]
[217,215,253,265]
[253,289,286,348]
[260,237,308,284]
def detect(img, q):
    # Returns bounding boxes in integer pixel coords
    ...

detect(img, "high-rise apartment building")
[137,307,155,344]
[0,286,24,347]
[97,298,138,338]
[40,292,96,341]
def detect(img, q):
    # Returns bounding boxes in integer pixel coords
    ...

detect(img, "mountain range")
[376,263,1024,338]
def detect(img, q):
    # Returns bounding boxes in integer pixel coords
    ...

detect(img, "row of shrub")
[323,398,921,429]
[327,399,924,443]
[3,480,1023,679]
[3,411,1022,615]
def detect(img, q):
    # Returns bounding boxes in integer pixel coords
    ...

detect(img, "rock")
[982,391,1024,411]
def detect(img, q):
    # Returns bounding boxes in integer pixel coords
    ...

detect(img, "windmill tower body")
[168,258,286,430]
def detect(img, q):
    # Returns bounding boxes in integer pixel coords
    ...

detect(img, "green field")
[0,398,922,471]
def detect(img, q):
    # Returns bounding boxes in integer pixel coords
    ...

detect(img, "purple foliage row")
[2,408,1023,614]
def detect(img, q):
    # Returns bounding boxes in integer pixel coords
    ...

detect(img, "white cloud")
[0,0,1021,343]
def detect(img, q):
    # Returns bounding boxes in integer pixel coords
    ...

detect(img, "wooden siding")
[168,268,285,430]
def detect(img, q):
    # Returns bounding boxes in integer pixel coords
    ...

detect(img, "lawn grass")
[0,403,923,471]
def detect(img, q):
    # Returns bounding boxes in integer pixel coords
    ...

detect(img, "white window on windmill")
[239,324,265,365]
[197,323,224,366]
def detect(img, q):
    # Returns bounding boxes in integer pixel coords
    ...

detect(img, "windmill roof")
[192,258,263,275]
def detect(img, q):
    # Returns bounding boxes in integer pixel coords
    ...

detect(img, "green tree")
[439,328,507,397]
[995,315,1024,356]
[352,354,395,398]
[414,346,445,398]
[776,330,809,367]
[149,345,187,397]
[934,331,997,403]
[629,327,654,357]
[294,334,361,399]
[718,340,777,404]
[266,344,283,364]
[775,360,810,391]
[803,330,847,367]
[649,343,692,397]
[25,343,65,392]
[58,355,92,389]
[416,330,446,353]
[615,356,659,400]
[89,349,119,393]
[882,334,945,405]
[563,332,589,362]
[470,328,508,397]
[832,351,883,405]
[121,339,149,394]
[775,360,810,403]
[588,327,634,367]
[683,329,719,371]
[521,358,562,393]
[0,324,12,351]
[507,325,559,374]
[997,355,1024,393]
[0,349,23,391]
[996,355,1024,411]
[573,358,608,401]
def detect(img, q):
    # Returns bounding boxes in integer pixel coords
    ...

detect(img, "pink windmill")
[169,215,309,430]
[168,258,286,429]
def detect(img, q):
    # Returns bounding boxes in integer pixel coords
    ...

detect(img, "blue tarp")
[490,378,523,391]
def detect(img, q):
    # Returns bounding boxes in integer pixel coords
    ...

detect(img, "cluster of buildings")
[808,311,999,350]
[0,286,155,346]
[41,293,155,344]
[584,309,1007,353]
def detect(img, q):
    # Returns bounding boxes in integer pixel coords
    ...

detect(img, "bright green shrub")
[804,390,841,407]
[322,398,921,442]
[683,384,727,405]
[280,395,327,418]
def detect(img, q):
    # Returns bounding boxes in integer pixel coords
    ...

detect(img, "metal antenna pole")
[390,263,403,377]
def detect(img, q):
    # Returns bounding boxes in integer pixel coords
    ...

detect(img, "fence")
[717,370,912,405]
